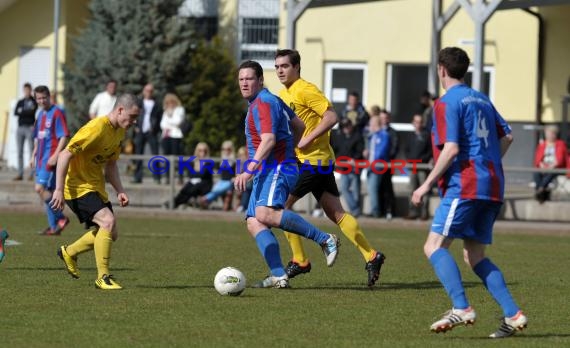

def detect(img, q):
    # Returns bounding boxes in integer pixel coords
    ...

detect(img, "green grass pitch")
[1,211,569,347]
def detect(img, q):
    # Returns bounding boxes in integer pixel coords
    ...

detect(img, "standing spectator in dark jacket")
[132,83,162,184]
[379,109,399,220]
[332,118,365,217]
[13,83,37,181]
[405,114,432,219]
[341,92,369,136]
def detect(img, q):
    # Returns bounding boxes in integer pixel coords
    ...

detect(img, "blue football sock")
[473,258,520,317]
[279,210,329,244]
[255,229,285,277]
[44,198,57,229]
[429,248,469,309]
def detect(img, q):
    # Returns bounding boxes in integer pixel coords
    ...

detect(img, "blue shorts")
[246,164,299,218]
[35,168,56,190]
[431,198,502,244]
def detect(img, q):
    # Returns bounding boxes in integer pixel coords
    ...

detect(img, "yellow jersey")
[64,116,125,201]
[279,78,335,166]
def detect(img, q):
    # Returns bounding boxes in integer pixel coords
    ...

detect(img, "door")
[324,63,367,115]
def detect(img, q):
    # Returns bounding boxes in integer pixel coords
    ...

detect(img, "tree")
[182,38,245,155]
[63,0,195,131]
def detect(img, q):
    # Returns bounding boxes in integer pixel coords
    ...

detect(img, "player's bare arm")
[48,136,69,168]
[500,133,513,158]
[235,133,275,193]
[105,160,129,207]
[29,139,38,169]
[298,108,337,149]
[412,142,459,206]
[50,149,74,211]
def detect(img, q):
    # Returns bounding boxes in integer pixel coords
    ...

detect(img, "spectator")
[160,93,185,185]
[132,83,162,184]
[341,91,369,136]
[533,125,568,203]
[331,118,365,217]
[30,85,70,235]
[89,80,117,119]
[379,109,399,220]
[419,90,434,130]
[234,146,252,213]
[166,142,213,209]
[199,140,236,211]
[364,116,391,218]
[13,82,37,181]
[404,114,432,220]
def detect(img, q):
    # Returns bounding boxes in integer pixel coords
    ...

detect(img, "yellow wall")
[276,0,545,123]
[0,0,89,146]
[62,0,90,89]
[442,7,538,121]
[540,5,570,123]
[218,0,239,57]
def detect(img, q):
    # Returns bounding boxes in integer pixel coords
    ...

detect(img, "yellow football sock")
[94,228,113,279]
[66,228,97,257]
[337,213,376,261]
[283,231,309,265]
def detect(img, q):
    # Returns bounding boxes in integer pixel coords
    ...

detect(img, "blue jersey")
[33,105,69,171]
[367,129,391,161]
[244,88,297,168]
[432,84,511,201]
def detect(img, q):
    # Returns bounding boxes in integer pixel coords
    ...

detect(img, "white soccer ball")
[214,267,246,296]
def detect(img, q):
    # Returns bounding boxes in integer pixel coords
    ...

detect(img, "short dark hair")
[23,82,32,89]
[238,60,264,79]
[348,91,360,99]
[275,49,301,67]
[438,47,470,79]
[34,85,50,97]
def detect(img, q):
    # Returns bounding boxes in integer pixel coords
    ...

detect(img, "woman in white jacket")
[160,93,185,184]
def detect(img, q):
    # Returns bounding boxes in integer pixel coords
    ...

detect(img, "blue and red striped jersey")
[33,105,69,171]
[245,88,297,166]
[431,84,511,202]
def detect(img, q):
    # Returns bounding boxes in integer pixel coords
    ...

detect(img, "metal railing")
[115,154,570,211]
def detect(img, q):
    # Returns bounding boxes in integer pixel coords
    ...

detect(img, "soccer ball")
[214,267,246,296]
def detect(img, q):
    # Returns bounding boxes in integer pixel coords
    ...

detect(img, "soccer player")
[0,228,8,263]
[274,49,386,287]
[30,85,70,236]
[234,60,340,289]
[50,94,140,290]
[411,47,527,338]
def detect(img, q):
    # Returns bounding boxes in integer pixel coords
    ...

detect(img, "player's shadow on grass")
[6,266,136,272]
[293,281,486,291]
[135,284,212,290]
[449,333,570,340]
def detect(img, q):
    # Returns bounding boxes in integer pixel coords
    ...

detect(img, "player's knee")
[463,250,484,268]
[254,208,278,226]
[34,185,44,195]
[98,215,116,232]
[423,243,434,258]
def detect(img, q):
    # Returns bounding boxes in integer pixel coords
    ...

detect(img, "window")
[464,66,495,101]
[238,0,280,68]
[180,0,218,40]
[386,64,429,125]
[324,62,368,116]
